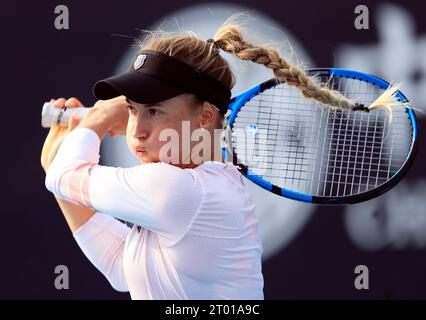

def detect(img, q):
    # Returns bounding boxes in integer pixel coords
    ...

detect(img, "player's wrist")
[77,107,111,140]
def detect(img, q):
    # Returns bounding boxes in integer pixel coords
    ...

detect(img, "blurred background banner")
[1,0,425,299]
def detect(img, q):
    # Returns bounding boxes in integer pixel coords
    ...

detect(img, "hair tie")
[207,38,220,51]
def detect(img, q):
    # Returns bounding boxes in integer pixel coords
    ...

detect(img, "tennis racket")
[223,68,418,205]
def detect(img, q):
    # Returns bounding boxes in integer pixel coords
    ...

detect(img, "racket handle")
[41,102,89,128]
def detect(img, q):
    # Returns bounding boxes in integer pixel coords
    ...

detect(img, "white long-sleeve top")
[45,128,264,300]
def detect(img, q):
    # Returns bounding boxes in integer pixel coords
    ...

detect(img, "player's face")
[125,94,204,167]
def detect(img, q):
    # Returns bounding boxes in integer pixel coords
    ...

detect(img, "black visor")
[93,50,231,114]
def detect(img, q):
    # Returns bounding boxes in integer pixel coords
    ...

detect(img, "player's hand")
[40,97,82,173]
[90,96,129,137]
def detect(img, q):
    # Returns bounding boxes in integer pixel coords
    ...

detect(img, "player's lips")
[134,147,147,156]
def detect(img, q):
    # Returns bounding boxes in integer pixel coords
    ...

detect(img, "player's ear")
[199,101,216,128]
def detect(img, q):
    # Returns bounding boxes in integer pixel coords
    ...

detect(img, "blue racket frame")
[223,68,418,205]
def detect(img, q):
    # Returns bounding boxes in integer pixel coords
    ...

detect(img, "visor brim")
[93,71,186,104]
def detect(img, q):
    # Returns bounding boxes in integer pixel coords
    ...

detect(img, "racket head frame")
[223,68,419,205]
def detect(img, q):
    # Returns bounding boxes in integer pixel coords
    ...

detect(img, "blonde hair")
[136,15,403,126]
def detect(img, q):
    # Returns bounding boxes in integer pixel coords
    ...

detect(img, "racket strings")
[231,77,413,197]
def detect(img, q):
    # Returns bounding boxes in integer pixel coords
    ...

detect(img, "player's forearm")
[54,196,95,233]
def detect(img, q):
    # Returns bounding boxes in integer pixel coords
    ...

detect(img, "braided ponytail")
[213,22,403,116]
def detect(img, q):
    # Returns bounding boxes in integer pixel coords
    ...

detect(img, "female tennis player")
[41,21,267,300]
[42,8,409,298]
[41,9,410,298]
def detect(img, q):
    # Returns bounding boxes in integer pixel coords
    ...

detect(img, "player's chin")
[138,154,161,164]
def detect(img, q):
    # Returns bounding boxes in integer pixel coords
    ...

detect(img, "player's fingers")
[49,124,64,134]
[53,98,66,108]
[65,97,84,108]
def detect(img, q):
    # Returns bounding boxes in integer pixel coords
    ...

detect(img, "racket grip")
[41,102,89,128]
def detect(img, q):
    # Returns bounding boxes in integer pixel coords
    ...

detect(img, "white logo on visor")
[133,54,147,70]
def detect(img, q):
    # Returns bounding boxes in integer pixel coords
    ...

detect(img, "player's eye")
[148,108,161,116]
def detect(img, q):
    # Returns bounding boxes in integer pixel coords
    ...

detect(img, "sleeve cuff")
[55,127,101,163]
